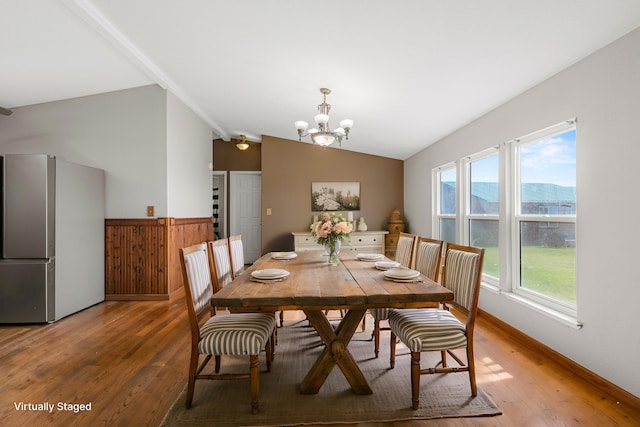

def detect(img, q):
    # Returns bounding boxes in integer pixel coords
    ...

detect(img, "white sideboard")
[292,231,388,254]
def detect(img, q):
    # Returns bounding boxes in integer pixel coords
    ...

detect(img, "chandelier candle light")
[311,212,353,265]
[295,88,354,147]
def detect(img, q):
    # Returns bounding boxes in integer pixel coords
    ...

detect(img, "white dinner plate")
[357,253,384,261]
[374,260,401,270]
[271,252,298,260]
[383,267,421,280]
[251,269,290,280]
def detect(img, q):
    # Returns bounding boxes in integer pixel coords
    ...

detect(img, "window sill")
[481,282,500,294]
[500,291,583,330]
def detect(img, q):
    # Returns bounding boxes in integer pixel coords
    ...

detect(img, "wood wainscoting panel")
[168,217,215,294]
[105,217,213,300]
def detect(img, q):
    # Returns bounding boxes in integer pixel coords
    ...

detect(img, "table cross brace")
[300,308,372,395]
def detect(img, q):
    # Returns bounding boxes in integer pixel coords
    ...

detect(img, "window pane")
[470,219,499,279]
[519,221,576,304]
[439,218,456,244]
[439,168,456,214]
[520,129,576,215]
[470,154,499,215]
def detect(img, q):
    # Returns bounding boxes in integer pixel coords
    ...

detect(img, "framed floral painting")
[311,182,360,211]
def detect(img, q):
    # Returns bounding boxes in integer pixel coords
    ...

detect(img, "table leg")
[300,308,372,395]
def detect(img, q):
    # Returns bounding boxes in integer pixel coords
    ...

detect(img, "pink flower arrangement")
[310,212,353,245]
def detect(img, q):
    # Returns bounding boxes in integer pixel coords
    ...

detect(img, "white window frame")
[461,147,500,288]
[509,119,577,317]
[432,162,457,243]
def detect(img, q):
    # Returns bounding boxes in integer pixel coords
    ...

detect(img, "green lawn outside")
[478,246,576,304]
[482,246,499,278]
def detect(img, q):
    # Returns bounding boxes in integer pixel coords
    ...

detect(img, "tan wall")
[260,135,403,253]
[213,138,261,170]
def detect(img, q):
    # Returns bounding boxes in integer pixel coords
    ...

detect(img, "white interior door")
[230,171,261,263]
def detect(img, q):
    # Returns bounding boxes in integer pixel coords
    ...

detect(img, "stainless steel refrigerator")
[0,154,105,323]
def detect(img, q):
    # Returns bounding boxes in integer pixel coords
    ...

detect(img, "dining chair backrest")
[208,238,233,292]
[179,243,214,325]
[441,243,484,316]
[414,237,444,282]
[228,234,245,278]
[395,232,417,268]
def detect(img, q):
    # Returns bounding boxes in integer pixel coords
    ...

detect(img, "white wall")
[405,27,640,398]
[0,85,212,219]
[166,91,213,217]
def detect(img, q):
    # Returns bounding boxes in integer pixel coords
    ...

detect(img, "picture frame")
[311,182,360,211]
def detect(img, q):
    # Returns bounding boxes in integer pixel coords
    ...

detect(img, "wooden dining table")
[210,249,454,395]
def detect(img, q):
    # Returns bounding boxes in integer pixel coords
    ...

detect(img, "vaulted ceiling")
[2,1,640,159]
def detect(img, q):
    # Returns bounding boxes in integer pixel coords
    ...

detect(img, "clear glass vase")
[325,239,341,266]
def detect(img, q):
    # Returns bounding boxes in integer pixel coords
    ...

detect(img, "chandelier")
[294,88,353,147]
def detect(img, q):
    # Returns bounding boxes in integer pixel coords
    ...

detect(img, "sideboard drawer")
[294,234,315,245]
[293,234,322,251]
[352,234,383,247]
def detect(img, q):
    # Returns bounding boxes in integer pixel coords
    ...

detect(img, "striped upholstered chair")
[225,235,285,330]
[179,243,276,414]
[388,243,484,410]
[383,237,444,362]
[413,237,444,284]
[369,232,417,357]
[395,232,417,268]
[209,238,234,290]
[228,234,245,278]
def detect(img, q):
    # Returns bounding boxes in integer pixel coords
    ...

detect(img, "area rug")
[161,317,502,426]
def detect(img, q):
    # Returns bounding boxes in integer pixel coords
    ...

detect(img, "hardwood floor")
[1,296,638,427]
